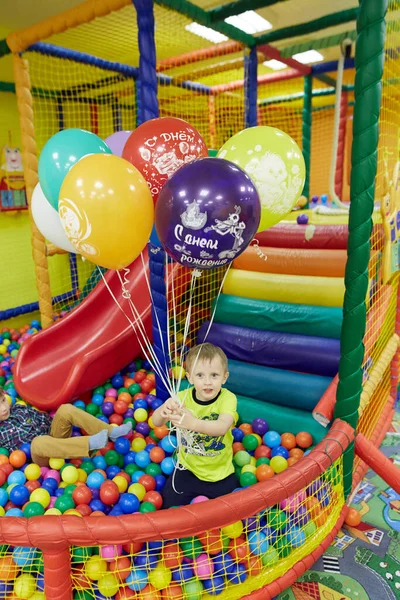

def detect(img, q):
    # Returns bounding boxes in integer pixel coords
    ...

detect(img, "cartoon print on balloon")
[205,206,246,259]
[181,199,207,230]
[59,198,99,257]
[241,151,303,215]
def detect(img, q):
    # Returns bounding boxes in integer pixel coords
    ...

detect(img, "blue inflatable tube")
[223,359,330,411]
[198,322,339,377]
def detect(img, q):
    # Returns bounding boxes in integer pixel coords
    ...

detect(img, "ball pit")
[0,323,350,600]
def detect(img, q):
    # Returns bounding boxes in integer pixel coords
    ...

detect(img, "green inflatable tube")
[237,396,327,444]
[227,359,331,411]
[213,295,342,339]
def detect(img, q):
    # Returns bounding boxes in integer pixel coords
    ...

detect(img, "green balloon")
[140,502,156,514]
[267,508,287,530]
[180,537,203,559]
[146,463,161,477]
[54,496,75,513]
[80,461,95,475]
[85,403,99,416]
[242,434,259,451]
[125,464,139,477]
[233,450,251,467]
[104,450,119,466]
[23,502,45,518]
[239,471,257,487]
[218,126,306,232]
[128,383,141,396]
[256,457,270,466]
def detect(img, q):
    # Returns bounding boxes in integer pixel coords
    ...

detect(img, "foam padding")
[212,295,343,339]
[224,269,345,308]
[226,359,331,411]
[237,396,326,443]
[198,321,340,377]
[256,224,348,249]
[234,245,347,277]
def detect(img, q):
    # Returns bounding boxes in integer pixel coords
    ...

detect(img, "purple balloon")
[104,131,132,156]
[155,158,261,270]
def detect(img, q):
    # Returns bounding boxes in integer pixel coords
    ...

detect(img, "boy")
[0,387,131,466]
[153,343,237,508]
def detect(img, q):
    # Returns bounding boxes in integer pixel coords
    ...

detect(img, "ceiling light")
[263,59,287,71]
[185,22,228,44]
[225,10,272,34]
[292,49,324,64]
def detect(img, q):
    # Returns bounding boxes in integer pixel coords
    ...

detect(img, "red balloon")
[122,117,208,203]
[100,481,120,505]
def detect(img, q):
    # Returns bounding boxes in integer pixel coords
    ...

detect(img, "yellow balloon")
[218,126,306,232]
[59,154,154,269]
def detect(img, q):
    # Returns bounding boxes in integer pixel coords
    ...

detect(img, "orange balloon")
[280,433,296,450]
[345,508,361,527]
[59,154,154,270]
[256,464,274,481]
[295,431,313,449]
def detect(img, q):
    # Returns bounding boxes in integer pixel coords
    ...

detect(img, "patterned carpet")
[276,410,400,600]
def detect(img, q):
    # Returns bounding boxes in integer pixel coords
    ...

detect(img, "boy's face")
[186,356,228,402]
[0,391,10,422]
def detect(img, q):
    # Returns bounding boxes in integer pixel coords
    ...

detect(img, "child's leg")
[50,404,113,438]
[161,470,199,509]
[31,434,91,466]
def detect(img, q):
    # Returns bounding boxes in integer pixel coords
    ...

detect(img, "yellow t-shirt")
[176,387,237,482]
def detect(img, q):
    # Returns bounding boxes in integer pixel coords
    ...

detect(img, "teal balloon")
[38,128,112,210]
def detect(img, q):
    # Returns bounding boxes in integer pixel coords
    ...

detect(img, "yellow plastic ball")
[85,555,107,581]
[16,400,26,406]
[252,434,262,446]
[134,408,148,423]
[113,475,128,493]
[64,509,82,517]
[128,483,146,501]
[171,366,185,380]
[24,464,41,481]
[221,520,244,539]
[3,339,10,347]
[241,464,256,475]
[61,465,79,484]
[30,593,46,600]
[148,416,154,429]
[14,574,37,599]
[77,468,88,483]
[150,388,156,395]
[49,458,65,470]
[296,195,308,208]
[270,456,288,474]
[98,574,119,597]
[131,438,146,452]
[45,508,62,516]
[149,565,172,591]
[58,481,67,489]
[0,506,5,517]
[249,457,256,467]
[30,488,50,508]
[0,345,6,355]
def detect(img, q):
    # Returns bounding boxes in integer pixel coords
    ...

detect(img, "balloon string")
[115,269,174,395]
[166,254,179,396]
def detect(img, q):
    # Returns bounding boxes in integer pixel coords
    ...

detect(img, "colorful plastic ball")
[161,457,175,476]
[248,531,269,555]
[54,496,75,514]
[233,450,251,467]
[131,470,145,483]
[270,456,288,473]
[221,520,243,539]
[227,563,247,585]
[191,495,209,504]
[106,465,121,480]
[30,488,51,508]
[242,434,259,451]
[287,525,306,548]
[267,508,287,530]
[160,436,177,454]
[345,507,362,527]
[0,488,8,506]
[97,573,119,597]
[172,563,194,583]
[9,450,26,468]
[112,475,128,493]
[149,447,165,464]
[128,482,146,501]
[154,474,166,492]
[14,573,37,599]
[136,422,150,437]
[297,213,309,225]
[134,408,148,423]
[126,568,148,592]
[8,470,26,485]
[139,501,156,514]
[182,580,203,600]
[231,428,244,443]
[135,450,151,469]
[239,471,257,487]
[49,458,65,470]
[256,464,274,481]
[295,431,313,449]
[131,438,146,453]
[202,575,225,595]
[119,492,140,514]
[263,431,281,448]
[61,465,79,484]
[86,472,106,489]
[251,418,268,436]
[9,485,29,507]
[100,482,120,506]
[271,446,289,459]
[261,546,279,567]
[149,565,172,590]
[193,553,214,580]
[19,443,31,460]
[13,547,38,568]
[113,437,131,455]
[5,507,24,516]
[85,555,108,581]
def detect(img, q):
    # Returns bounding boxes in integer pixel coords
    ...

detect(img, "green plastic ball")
[23,502,45,518]
[233,450,251,467]
[54,496,75,514]
[256,457,270,466]
[86,403,99,416]
[242,434,259,451]
[149,431,159,442]
[128,383,141,396]
[267,508,287,530]
[145,463,162,477]
[104,383,112,390]
[64,484,77,496]
[104,450,119,466]
[125,464,139,477]
[139,501,156,514]
[123,418,136,428]
[72,546,93,564]
[93,386,105,396]
[134,359,142,369]
[2,332,11,340]
[0,448,9,456]
[275,536,291,558]
[303,520,317,538]
[74,591,93,600]
[180,537,203,559]
[183,581,203,600]
[0,377,5,386]
[261,546,279,566]
[80,461,95,475]
[239,471,257,487]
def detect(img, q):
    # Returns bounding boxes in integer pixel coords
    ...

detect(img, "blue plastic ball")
[203,576,225,595]
[54,488,65,498]
[131,471,145,483]
[89,499,107,513]
[227,563,247,584]
[111,374,124,389]
[93,456,107,471]
[126,568,148,592]
[134,399,148,410]
[263,431,281,448]
[119,493,140,514]
[5,508,23,517]
[134,551,158,570]
[287,526,306,548]
[142,360,152,371]
[135,450,151,469]
[8,470,26,486]
[151,399,163,412]
[271,446,289,459]
[106,465,121,480]
[92,394,104,406]
[172,564,194,583]
[30,320,41,329]
[213,553,234,577]
[42,477,58,492]
[160,457,175,476]
[97,415,109,424]
[124,452,137,466]
[114,437,131,455]
[154,474,166,492]
[160,435,177,454]
[248,531,269,555]
[73,400,86,410]
[12,546,37,567]
[232,428,244,442]
[86,471,105,489]
[0,488,8,507]
[9,485,30,507]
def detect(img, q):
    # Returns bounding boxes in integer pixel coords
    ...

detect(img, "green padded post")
[302,74,312,204]
[208,0,288,22]
[0,39,10,58]
[334,0,388,498]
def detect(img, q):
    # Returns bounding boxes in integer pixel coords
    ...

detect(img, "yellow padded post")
[13,54,53,328]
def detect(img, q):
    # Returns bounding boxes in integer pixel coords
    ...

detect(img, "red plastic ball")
[115,588,137,600]
[25,480,41,493]
[134,371,146,383]
[133,393,147,401]
[0,464,14,477]
[123,542,143,554]
[109,556,131,581]
[254,445,271,459]
[118,392,131,404]
[99,441,114,456]
[162,542,182,569]
[100,481,120,505]
[0,470,7,486]
[144,491,163,510]
[232,442,245,454]
[109,414,124,426]
[228,537,250,561]
[132,432,144,440]
[149,447,165,464]
[76,504,92,517]
[114,400,129,415]
[72,485,93,505]
[138,475,156,492]
[140,379,154,394]
[70,458,82,468]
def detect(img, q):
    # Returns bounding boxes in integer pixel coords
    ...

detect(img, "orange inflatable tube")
[234,246,347,278]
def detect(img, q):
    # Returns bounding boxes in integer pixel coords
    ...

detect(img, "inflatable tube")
[256,224,349,249]
[212,295,343,339]
[234,246,347,277]
[198,321,340,377]
[225,359,331,411]
[237,396,327,444]
[224,269,345,308]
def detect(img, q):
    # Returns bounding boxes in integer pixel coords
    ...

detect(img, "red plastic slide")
[14,249,152,411]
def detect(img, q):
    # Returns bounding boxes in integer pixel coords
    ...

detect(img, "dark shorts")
[162,468,238,509]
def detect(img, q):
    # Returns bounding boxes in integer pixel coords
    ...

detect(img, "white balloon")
[31,183,76,253]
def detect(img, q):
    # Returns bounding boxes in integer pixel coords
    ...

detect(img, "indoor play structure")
[0,0,398,599]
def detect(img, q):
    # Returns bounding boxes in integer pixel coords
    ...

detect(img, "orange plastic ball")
[295,431,313,449]
[198,529,224,555]
[149,447,165,464]
[314,507,328,527]
[345,508,362,527]
[239,423,253,435]
[287,457,299,467]
[0,556,18,581]
[256,465,274,481]
[141,585,161,600]
[280,433,296,450]
[246,556,263,576]
[232,442,245,454]
[289,448,304,459]
[162,584,183,599]
[118,392,132,404]
[153,425,169,439]
[109,556,131,581]
[124,378,135,388]
[114,400,129,415]
[228,536,250,561]
[115,588,137,600]
[9,450,26,469]
[0,455,9,465]
[162,542,183,570]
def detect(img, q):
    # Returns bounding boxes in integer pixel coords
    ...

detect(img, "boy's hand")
[154,397,182,422]
[169,408,196,431]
